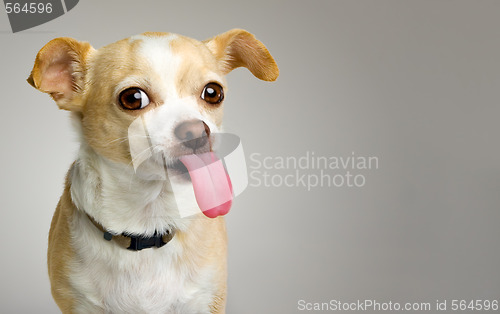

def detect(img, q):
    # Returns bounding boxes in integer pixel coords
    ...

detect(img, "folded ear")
[204,29,279,81]
[27,37,94,111]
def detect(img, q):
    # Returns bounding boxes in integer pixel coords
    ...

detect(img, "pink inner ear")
[40,62,74,97]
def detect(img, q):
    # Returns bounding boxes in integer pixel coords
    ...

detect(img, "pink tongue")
[179,152,233,218]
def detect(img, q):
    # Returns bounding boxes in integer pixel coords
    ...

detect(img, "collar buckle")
[127,231,168,251]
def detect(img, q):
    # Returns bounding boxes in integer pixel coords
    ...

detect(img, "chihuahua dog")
[28,29,278,313]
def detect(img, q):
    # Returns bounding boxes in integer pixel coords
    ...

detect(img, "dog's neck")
[70,140,192,237]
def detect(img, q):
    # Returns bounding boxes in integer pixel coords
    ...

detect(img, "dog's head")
[28,30,278,170]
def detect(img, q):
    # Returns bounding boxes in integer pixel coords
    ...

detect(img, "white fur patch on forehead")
[133,34,181,99]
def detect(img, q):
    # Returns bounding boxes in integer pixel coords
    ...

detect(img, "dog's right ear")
[27,37,94,111]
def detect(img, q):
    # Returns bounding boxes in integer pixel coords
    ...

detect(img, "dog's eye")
[119,88,150,110]
[201,83,224,105]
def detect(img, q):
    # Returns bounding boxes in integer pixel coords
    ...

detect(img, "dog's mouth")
[169,158,190,178]
[167,152,233,218]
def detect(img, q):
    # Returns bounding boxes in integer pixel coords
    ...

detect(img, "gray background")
[1,1,499,313]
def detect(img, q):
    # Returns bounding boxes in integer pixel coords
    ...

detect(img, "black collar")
[87,214,175,251]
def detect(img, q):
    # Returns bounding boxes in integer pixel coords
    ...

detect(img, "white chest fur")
[69,211,218,314]
[67,146,221,313]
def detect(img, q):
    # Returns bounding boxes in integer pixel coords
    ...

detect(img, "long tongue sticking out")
[179,152,233,218]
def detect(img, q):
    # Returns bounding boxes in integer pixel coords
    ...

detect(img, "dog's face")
[28,30,278,171]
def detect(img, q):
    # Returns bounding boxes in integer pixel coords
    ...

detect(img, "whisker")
[105,134,152,146]
[129,147,154,168]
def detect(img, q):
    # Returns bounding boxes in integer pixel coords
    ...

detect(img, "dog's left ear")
[204,29,279,81]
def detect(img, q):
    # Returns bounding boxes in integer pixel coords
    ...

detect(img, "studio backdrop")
[1,1,499,313]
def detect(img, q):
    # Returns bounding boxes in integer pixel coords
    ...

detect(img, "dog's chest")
[70,223,216,313]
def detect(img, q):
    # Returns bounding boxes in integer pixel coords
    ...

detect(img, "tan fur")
[29,30,278,313]
[48,171,76,312]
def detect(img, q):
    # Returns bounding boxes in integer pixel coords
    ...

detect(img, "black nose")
[174,119,211,150]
